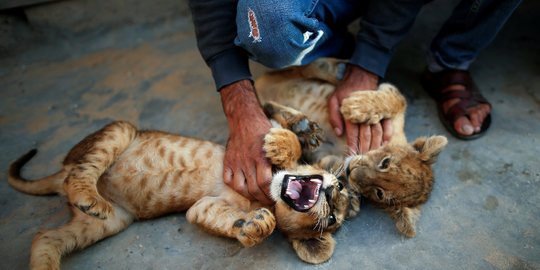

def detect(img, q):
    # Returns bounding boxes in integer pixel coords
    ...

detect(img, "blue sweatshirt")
[189,0,431,91]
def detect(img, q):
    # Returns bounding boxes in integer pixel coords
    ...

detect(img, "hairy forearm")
[220,80,266,123]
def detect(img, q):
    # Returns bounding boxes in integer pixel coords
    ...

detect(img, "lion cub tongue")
[287,181,302,200]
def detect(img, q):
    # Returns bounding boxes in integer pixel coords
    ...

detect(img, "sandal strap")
[446,98,477,123]
[424,69,492,109]
[438,89,474,101]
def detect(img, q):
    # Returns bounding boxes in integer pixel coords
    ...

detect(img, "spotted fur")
[8,120,349,269]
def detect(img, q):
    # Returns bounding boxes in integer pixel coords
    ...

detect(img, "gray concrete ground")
[1,1,539,269]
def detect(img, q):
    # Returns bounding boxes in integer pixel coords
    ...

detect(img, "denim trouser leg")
[352,0,430,77]
[428,0,523,71]
[234,0,361,69]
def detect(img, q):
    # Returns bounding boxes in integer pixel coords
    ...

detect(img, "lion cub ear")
[411,135,448,164]
[387,206,421,238]
[290,233,336,264]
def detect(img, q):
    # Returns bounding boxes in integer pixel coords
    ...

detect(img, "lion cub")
[8,119,349,269]
[256,58,448,237]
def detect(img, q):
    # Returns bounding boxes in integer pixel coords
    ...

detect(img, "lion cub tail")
[8,149,66,196]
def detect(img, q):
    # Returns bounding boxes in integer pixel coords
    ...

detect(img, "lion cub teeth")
[310,179,322,184]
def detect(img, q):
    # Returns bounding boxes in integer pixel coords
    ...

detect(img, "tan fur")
[8,120,349,269]
[345,136,447,237]
[256,62,342,162]
[263,102,323,152]
[340,83,407,126]
[255,58,448,237]
[318,155,360,218]
[263,127,302,168]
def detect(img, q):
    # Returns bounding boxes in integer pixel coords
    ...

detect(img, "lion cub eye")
[378,156,391,170]
[337,181,344,191]
[328,214,336,226]
[374,188,385,200]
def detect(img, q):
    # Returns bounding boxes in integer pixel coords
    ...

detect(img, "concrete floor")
[1,1,539,269]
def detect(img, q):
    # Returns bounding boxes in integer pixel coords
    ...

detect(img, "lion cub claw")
[237,208,276,247]
[290,118,323,151]
[263,101,323,151]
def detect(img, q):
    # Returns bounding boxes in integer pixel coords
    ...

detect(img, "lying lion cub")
[8,113,349,269]
[256,58,448,237]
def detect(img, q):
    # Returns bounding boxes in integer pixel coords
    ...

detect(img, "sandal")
[421,69,492,140]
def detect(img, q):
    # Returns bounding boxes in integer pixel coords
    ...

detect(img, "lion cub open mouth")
[281,174,323,212]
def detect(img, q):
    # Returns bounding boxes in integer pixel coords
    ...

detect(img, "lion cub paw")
[389,206,420,238]
[289,117,323,151]
[71,193,113,219]
[263,102,323,151]
[263,128,301,169]
[237,208,276,247]
[396,221,416,238]
[340,83,406,124]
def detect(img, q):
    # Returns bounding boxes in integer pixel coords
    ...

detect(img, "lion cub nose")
[346,157,369,173]
[346,159,372,182]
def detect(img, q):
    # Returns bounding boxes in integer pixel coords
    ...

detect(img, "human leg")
[234,0,362,69]
[424,0,522,139]
[429,0,523,71]
[351,0,430,77]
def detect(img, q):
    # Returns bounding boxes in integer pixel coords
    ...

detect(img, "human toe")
[468,109,481,132]
[454,117,474,136]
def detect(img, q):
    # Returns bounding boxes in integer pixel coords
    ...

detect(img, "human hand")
[220,80,274,205]
[327,64,393,154]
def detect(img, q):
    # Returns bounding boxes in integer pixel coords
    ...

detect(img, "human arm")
[189,0,252,89]
[328,1,426,153]
[220,80,273,205]
[328,64,392,154]
[189,0,274,204]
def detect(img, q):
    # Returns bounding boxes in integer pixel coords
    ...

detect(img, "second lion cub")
[256,58,448,237]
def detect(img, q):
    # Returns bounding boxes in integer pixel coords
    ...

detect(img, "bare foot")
[441,84,491,136]
[422,69,492,140]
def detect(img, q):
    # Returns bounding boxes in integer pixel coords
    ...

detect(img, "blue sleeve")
[189,0,252,90]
